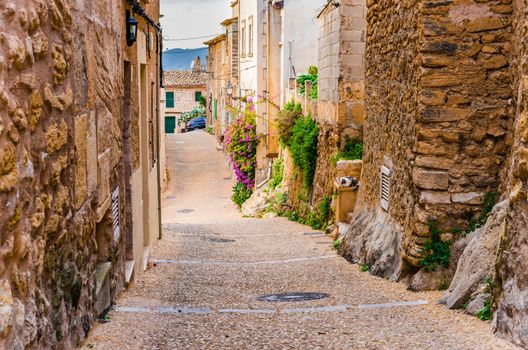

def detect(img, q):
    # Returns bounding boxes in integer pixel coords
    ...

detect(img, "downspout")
[155,27,163,240]
[257,0,272,189]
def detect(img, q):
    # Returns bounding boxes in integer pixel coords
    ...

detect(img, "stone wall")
[493,0,528,346]
[0,0,160,348]
[165,86,206,116]
[342,0,515,279]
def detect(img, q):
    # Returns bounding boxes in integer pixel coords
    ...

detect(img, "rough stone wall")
[343,0,514,279]
[311,0,366,210]
[166,86,206,116]
[0,0,159,348]
[341,0,421,278]
[493,0,528,346]
[408,0,513,264]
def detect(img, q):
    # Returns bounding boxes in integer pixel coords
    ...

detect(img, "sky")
[160,0,231,50]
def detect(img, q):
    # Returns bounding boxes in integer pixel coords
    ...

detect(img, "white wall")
[281,0,321,105]
[238,0,263,97]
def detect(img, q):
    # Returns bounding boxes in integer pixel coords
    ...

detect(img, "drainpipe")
[256,0,272,189]
[155,27,163,240]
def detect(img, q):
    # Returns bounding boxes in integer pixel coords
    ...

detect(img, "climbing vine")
[224,99,261,206]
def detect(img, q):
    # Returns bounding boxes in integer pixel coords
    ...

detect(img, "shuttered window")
[166,91,174,108]
[380,166,391,211]
[195,91,202,102]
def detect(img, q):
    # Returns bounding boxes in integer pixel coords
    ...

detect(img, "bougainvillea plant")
[223,98,261,191]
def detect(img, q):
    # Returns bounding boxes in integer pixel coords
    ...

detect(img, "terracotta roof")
[163,70,208,88]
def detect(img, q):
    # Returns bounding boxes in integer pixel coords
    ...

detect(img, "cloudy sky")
[160,0,231,50]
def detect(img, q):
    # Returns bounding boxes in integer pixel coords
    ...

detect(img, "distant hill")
[162,47,208,71]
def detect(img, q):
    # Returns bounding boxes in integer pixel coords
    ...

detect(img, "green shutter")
[214,99,218,120]
[165,116,176,133]
[195,91,202,102]
[166,92,174,108]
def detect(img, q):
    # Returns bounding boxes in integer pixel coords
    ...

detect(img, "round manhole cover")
[257,292,330,302]
[204,237,235,243]
[177,209,194,214]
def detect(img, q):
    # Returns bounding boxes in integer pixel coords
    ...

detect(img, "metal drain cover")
[177,209,194,214]
[257,292,330,302]
[204,237,235,243]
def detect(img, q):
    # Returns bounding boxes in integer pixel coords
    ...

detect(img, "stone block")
[98,149,111,206]
[419,107,473,123]
[451,192,484,205]
[415,156,455,170]
[466,17,507,33]
[87,111,98,195]
[74,114,88,209]
[412,168,449,190]
[420,191,451,204]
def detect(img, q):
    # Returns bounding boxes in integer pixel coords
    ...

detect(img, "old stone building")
[163,68,207,133]
[338,0,528,347]
[204,34,229,139]
[0,0,162,348]
[312,0,366,203]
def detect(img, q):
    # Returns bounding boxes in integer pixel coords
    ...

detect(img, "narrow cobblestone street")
[83,132,516,350]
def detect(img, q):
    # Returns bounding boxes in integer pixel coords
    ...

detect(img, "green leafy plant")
[477,276,494,321]
[276,100,303,146]
[206,126,214,135]
[419,221,451,272]
[360,264,369,272]
[333,137,363,165]
[297,66,318,100]
[289,116,319,189]
[465,191,499,235]
[477,299,492,321]
[270,159,284,189]
[333,239,341,250]
[232,182,252,208]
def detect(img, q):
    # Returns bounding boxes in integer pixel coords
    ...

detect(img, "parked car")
[185,117,206,131]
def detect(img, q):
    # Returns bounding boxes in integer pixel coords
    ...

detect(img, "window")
[248,16,253,56]
[241,20,246,57]
[195,91,202,102]
[166,91,174,108]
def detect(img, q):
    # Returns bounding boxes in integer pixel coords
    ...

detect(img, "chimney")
[192,56,202,72]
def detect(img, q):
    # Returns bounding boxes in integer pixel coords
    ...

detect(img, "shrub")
[276,101,303,146]
[232,183,252,208]
[270,159,284,189]
[297,65,318,100]
[419,221,451,272]
[289,116,319,189]
[224,100,260,190]
[181,106,205,124]
[337,137,363,161]
[333,240,341,250]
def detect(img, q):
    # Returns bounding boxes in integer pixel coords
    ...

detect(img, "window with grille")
[380,166,391,211]
[166,91,174,108]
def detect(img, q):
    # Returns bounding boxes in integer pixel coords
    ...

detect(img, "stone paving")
[82,131,517,349]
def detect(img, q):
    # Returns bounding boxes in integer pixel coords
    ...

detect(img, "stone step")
[125,260,135,286]
[95,262,112,317]
[346,212,354,224]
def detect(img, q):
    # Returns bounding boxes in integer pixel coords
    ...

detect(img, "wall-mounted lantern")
[126,10,138,47]
[226,81,234,97]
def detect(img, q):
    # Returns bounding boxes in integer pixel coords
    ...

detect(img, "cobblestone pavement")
[83,131,517,350]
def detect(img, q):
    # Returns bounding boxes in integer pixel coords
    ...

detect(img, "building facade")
[163,68,207,133]
[0,0,163,348]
